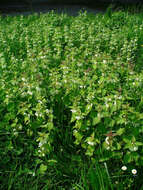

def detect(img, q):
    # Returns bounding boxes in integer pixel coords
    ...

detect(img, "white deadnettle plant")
[0,11,143,185]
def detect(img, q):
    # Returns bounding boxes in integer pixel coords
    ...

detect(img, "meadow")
[0,6,143,190]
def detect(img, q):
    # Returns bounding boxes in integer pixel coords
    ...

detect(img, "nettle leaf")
[73,120,82,130]
[103,141,111,150]
[7,102,15,111]
[108,119,115,127]
[92,116,101,126]
[116,118,126,125]
[27,129,33,136]
[24,116,30,124]
[132,152,140,162]
[47,159,57,165]
[116,142,122,150]
[123,136,132,144]
[84,104,93,115]
[131,136,136,142]
[111,151,123,159]
[85,145,95,157]
[73,130,83,145]
[124,151,140,163]
[135,142,143,146]
[123,152,132,163]
[116,128,125,136]
[46,123,54,131]
[15,148,23,155]
[39,164,47,174]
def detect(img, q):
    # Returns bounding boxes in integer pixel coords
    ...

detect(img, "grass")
[0,5,143,190]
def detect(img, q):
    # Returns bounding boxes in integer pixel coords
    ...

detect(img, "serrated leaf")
[92,117,100,125]
[123,152,132,163]
[85,145,94,156]
[116,128,125,136]
[39,164,47,174]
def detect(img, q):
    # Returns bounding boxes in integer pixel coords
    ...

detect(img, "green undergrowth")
[0,7,143,190]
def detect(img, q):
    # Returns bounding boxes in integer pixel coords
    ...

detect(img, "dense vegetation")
[0,7,143,189]
[0,0,140,5]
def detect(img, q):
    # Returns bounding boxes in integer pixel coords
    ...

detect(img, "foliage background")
[0,6,143,190]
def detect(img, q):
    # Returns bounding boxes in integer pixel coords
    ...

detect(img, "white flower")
[87,141,94,146]
[71,109,77,113]
[133,146,138,151]
[132,169,137,175]
[32,172,35,177]
[105,137,110,145]
[45,110,50,115]
[18,125,22,130]
[75,116,81,120]
[35,112,38,117]
[105,103,109,108]
[38,100,42,104]
[22,77,26,81]
[106,146,110,150]
[121,166,127,171]
[14,132,18,136]
[36,87,41,91]
[87,105,91,110]
[73,129,78,134]
[114,95,117,98]
[118,96,122,100]
[38,142,43,147]
[27,91,32,95]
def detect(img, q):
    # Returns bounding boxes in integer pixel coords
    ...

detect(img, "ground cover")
[0,7,143,189]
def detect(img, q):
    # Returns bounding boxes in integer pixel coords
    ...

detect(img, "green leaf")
[123,152,132,163]
[111,152,122,159]
[123,137,131,143]
[39,164,47,174]
[116,118,126,124]
[92,117,100,125]
[85,145,94,157]
[135,142,143,146]
[116,128,125,136]
[24,116,29,124]
[132,152,139,162]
